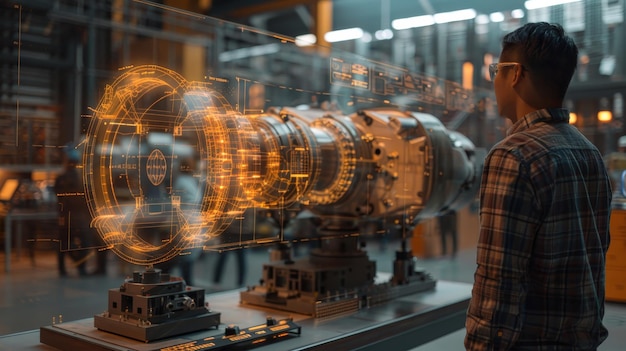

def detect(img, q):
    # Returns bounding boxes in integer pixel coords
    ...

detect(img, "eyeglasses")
[488,62,521,81]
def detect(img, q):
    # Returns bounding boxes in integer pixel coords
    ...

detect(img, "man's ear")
[511,64,524,86]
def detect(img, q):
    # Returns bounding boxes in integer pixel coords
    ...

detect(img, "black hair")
[502,22,578,101]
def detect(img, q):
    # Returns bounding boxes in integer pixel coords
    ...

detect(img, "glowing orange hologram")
[83,65,481,266]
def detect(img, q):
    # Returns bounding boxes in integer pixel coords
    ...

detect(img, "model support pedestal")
[93,268,220,342]
[240,238,436,317]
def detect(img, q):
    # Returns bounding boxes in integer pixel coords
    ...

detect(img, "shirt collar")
[506,108,570,136]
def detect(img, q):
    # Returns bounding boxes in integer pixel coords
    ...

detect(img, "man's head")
[493,22,578,121]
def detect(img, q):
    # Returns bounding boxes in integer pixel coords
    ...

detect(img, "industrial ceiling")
[206,0,530,36]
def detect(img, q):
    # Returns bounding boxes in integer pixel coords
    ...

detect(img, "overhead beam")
[313,0,332,51]
[225,0,317,20]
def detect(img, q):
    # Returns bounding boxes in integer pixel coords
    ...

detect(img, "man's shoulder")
[490,131,546,154]
[490,128,600,165]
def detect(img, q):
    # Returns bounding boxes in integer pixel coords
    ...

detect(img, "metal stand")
[241,226,436,317]
[92,267,220,342]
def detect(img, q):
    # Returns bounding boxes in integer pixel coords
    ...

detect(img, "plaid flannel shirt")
[465,108,611,350]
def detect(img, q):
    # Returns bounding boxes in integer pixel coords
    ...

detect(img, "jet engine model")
[82,65,481,321]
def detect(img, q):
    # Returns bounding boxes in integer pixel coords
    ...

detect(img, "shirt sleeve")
[465,148,541,350]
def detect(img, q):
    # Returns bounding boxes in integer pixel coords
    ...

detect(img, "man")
[54,145,90,276]
[465,22,611,350]
[438,209,458,257]
[604,135,626,201]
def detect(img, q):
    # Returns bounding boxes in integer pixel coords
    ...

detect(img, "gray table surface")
[0,280,471,351]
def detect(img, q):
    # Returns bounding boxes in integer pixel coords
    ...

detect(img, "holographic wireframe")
[83,65,480,266]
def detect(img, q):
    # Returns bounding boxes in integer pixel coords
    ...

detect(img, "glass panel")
[5,0,483,266]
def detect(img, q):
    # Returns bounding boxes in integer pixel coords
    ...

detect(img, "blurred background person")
[213,209,249,289]
[9,173,43,265]
[212,208,270,289]
[212,246,246,288]
[156,158,202,285]
[54,144,91,276]
[437,209,458,258]
[604,135,626,205]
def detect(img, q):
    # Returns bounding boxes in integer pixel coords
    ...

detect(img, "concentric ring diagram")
[83,65,260,265]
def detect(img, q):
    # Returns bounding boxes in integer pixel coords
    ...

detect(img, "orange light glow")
[569,112,577,124]
[462,62,474,90]
[598,110,613,122]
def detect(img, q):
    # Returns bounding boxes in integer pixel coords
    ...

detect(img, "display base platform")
[1,280,471,351]
[40,316,301,351]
